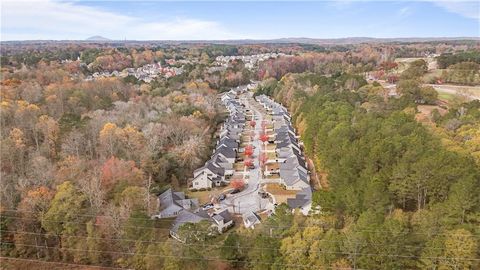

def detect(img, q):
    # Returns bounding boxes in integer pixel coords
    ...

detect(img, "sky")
[1,0,479,41]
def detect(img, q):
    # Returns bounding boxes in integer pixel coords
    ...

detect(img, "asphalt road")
[223,94,269,214]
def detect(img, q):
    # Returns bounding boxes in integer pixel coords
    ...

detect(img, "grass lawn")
[186,190,215,204]
[265,175,280,180]
[266,144,276,151]
[234,163,245,171]
[438,92,455,101]
[241,135,251,142]
[265,183,298,204]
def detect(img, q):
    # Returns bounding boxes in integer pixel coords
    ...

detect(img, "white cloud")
[0,0,246,40]
[432,1,480,20]
[397,6,412,17]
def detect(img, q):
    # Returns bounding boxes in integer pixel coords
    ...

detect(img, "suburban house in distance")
[191,88,245,190]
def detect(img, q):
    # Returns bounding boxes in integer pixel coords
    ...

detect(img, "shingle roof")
[170,210,210,234]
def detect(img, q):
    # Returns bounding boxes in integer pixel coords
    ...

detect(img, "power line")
[0,242,363,270]
[3,229,473,254]
[0,205,460,235]
[2,230,479,262]
[3,210,480,240]
[0,256,131,270]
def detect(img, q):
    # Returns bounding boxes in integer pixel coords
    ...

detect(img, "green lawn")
[438,92,454,101]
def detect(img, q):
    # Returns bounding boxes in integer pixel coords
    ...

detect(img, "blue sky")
[1,1,479,40]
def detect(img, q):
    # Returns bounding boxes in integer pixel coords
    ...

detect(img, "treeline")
[259,72,480,269]
[437,51,480,69]
[0,50,224,268]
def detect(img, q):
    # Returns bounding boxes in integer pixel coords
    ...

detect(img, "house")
[169,210,211,242]
[243,212,261,229]
[192,162,225,189]
[279,168,310,190]
[215,145,236,164]
[216,137,239,151]
[211,154,234,176]
[153,188,199,219]
[287,188,312,216]
[211,209,234,232]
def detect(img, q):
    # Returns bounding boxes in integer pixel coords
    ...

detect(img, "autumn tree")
[244,145,254,157]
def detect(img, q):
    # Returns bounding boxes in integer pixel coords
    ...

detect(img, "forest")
[1,41,479,269]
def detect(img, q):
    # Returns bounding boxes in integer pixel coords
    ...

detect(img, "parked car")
[230,189,241,194]
[202,203,214,210]
[258,191,269,199]
[218,194,226,201]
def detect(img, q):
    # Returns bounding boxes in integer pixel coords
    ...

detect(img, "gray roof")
[287,188,312,209]
[215,145,236,159]
[243,212,261,226]
[171,210,210,234]
[158,188,199,212]
[212,209,233,224]
[206,161,225,175]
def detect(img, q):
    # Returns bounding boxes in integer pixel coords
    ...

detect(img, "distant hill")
[3,36,478,46]
[86,35,110,41]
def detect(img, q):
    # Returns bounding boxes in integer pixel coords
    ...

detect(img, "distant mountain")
[86,35,110,41]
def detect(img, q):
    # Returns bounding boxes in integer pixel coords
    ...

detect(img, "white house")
[243,212,261,229]
[192,162,225,189]
[211,209,234,233]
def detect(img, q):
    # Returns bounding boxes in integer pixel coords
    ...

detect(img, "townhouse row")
[191,86,248,190]
[255,94,312,215]
[256,94,310,190]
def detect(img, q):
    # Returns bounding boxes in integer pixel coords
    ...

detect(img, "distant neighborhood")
[215,53,290,70]
[86,62,184,82]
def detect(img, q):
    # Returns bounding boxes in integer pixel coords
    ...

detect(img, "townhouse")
[191,87,246,190]
[255,94,310,191]
[153,188,235,242]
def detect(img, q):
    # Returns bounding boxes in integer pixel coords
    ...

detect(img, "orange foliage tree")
[260,132,269,143]
[230,179,245,190]
[101,156,144,191]
[244,158,254,168]
[244,145,254,157]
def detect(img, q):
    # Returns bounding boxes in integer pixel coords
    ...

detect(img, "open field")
[428,84,480,100]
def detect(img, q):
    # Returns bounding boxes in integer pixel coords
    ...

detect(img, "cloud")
[397,6,413,17]
[432,1,480,20]
[0,0,245,40]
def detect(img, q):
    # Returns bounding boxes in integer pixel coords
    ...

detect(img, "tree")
[220,232,244,268]
[259,153,268,168]
[41,181,87,235]
[244,158,254,168]
[443,229,478,270]
[230,179,245,190]
[101,156,144,192]
[260,132,269,143]
[244,145,254,157]
[248,235,281,270]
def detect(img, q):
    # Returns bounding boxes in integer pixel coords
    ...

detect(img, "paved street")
[222,94,270,214]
